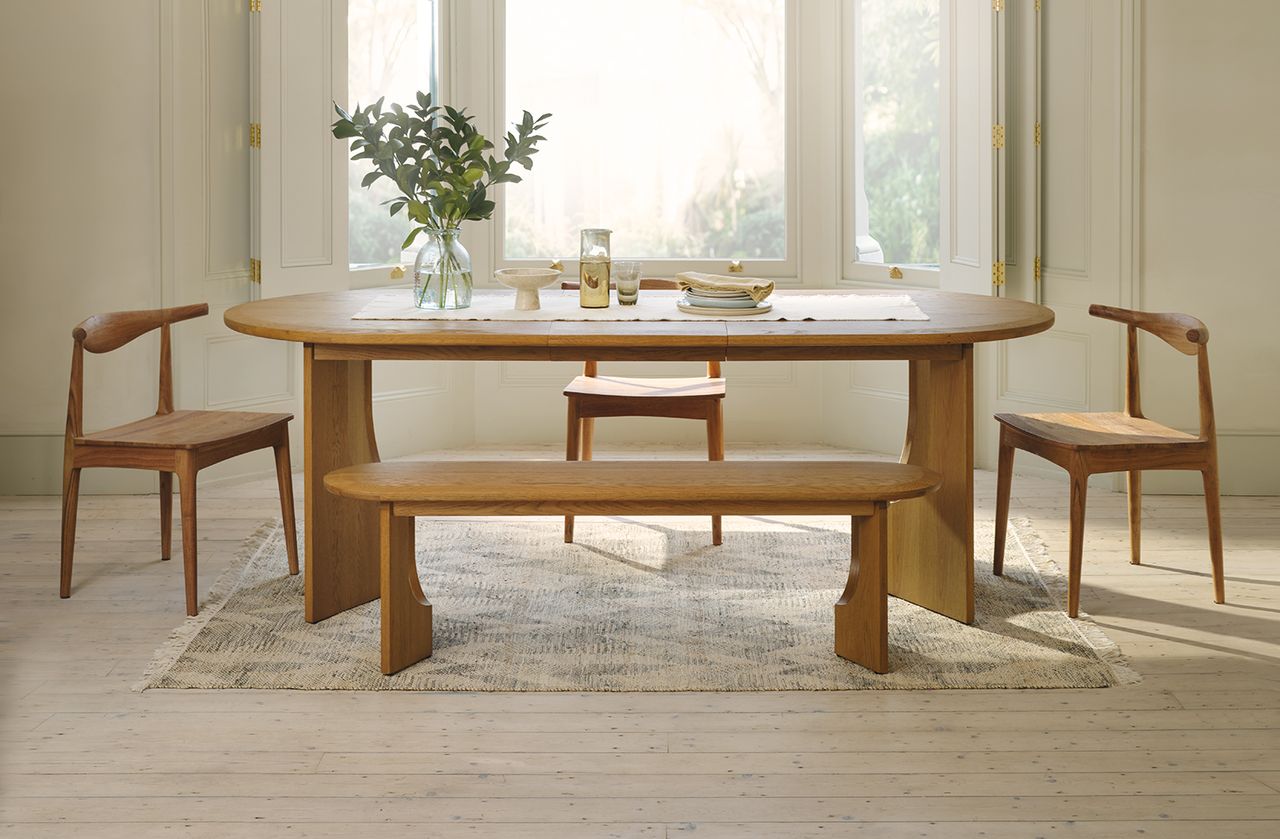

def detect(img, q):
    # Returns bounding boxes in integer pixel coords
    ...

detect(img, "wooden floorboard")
[1,444,1277,836]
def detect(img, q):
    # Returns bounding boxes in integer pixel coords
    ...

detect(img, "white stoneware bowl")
[494,268,562,311]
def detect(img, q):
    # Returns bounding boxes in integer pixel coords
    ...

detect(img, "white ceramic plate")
[677,300,772,317]
[678,293,760,309]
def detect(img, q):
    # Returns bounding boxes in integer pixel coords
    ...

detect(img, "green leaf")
[402,226,424,250]
[336,89,548,230]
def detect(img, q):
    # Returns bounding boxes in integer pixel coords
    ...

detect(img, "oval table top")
[227,287,1052,348]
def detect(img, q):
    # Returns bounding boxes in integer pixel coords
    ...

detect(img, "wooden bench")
[323,461,941,676]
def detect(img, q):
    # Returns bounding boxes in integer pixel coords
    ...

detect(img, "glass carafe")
[578,228,612,308]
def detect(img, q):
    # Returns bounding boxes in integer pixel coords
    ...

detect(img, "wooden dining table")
[225,288,1053,628]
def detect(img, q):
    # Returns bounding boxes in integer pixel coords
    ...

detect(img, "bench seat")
[323,460,941,676]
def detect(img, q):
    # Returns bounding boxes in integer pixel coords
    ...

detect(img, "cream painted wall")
[1137,0,1280,494]
[0,1,165,494]
[1,1,1275,496]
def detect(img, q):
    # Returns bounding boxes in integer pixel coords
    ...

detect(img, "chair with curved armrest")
[993,303,1224,617]
[61,303,299,615]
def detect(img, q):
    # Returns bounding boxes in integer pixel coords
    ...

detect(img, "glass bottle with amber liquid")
[578,228,612,308]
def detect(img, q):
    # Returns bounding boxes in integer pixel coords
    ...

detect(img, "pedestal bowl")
[494,268,562,311]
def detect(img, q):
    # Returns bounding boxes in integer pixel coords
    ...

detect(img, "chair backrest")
[1088,303,1215,441]
[73,303,209,354]
[560,278,719,379]
[66,303,209,438]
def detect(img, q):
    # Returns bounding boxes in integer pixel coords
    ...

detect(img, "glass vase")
[413,227,473,309]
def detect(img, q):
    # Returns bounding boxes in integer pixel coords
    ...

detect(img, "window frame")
[839,0,942,290]
[346,0,448,288]
[484,0,802,282]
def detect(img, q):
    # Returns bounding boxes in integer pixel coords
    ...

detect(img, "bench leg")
[835,502,889,674]
[380,504,432,675]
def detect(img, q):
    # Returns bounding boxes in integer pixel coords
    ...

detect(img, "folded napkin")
[676,272,775,304]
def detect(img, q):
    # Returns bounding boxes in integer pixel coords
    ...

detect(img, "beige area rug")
[139,517,1138,691]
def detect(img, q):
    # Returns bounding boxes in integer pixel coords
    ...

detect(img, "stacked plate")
[678,287,773,316]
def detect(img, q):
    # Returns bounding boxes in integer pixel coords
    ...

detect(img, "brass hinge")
[249,258,261,284]
[992,124,1005,149]
[993,0,1005,11]
[1034,121,1041,146]
[1036,0,1042,11]
[249,0,262,12]
[992,260,1006,287]
[1033,256,1041,283]
[249,123,261,148]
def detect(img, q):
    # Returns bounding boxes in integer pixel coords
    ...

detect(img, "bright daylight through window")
[852,0,940,267]
[503,0,786,262]
[347,0,438,268]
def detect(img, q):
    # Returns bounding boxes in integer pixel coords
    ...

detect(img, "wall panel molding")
[996,329,1091,411]
[203,334,295,409]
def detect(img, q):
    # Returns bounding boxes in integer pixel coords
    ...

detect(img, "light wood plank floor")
[2,446,1278,837]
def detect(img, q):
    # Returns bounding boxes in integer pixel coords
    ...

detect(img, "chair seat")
[564,375,726,400]
[995,411,1200,449]
[78,409,292,449]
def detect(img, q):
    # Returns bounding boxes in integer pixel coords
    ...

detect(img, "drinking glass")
[613,261,642,305]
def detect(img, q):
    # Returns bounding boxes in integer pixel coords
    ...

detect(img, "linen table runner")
[352,289,929,322]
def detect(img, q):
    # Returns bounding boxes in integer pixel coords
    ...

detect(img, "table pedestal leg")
[304,346,381,623]
[889,346,975,624]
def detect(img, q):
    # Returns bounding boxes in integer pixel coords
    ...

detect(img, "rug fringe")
[133,519,282,692]
[1010,517,1143,686]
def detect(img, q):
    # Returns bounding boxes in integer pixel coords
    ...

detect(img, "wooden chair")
[560,278,726,545]
[61,303,299,616]
[993,303,1224,617]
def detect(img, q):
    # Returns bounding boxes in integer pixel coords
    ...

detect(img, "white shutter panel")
[938,0,997,298]
[254,0,349,299]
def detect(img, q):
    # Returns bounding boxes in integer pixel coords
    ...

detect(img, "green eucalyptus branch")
[332,91,551,249]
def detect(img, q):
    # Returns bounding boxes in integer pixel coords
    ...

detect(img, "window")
[347,0,438,268]
[501,0,788,266]
[848,0,940,271]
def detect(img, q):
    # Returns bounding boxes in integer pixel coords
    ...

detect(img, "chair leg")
[564,399,581,544]
[160,472,173,561]
[706,399,724,546]
[1127,470,1142,566]
[581,417,595,461]
[59,467,82,599]
[993,432,1014,576]
[1202,466,1226,604]
[178,457,200,616]
[274,438,300,576]
[1067,469,1088,619]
